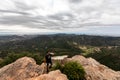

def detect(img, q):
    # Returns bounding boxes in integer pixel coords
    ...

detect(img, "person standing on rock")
[45,51,54,73]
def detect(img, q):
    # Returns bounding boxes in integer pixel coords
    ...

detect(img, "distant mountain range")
[0,34,120,50]
[0,35,36,44]
[1,34,120,46]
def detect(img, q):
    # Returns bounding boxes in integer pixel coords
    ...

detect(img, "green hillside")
[85,47,120,71]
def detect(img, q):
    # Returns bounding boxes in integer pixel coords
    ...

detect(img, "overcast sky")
[0,0,120,36]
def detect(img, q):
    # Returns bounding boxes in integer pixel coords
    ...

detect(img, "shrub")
[52,62,63,71]
[52,61,86,80]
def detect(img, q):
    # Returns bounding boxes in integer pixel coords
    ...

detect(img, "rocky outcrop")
[0,57,68,80]
[68,55,120,80]
[0,55,120,80]
[0,57,43,80]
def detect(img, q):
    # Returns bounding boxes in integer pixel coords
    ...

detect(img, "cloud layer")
[0,0,120,35]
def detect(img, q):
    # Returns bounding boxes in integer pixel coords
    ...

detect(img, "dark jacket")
[45,54,52,63]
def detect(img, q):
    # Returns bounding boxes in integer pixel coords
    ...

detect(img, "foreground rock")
[0,57,43,80]
[68,55,120,80]
[28,70,68,80]
[0,57,68,80]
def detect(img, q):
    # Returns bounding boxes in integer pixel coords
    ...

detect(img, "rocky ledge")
[0,55,120,80]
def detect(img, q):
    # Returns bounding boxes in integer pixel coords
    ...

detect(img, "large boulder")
[68,55,120,80]
[0,57,45,80]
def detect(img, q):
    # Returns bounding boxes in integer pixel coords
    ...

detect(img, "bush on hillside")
[52,61,86,80]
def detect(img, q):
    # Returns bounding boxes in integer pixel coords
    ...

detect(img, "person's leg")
[46,63,49,73]
[49,61,52,68]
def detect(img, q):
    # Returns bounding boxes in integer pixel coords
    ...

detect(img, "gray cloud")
[69,0,82,3]
[0,0,120,33]
[13,1,37,11]
[0,9,29,15]
[0,15,36,25]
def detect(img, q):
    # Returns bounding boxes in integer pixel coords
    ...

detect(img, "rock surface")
[68,55,120,80]
[28,70,68,80]
[0,57,43,80]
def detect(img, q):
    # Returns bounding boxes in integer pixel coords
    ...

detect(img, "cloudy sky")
[0,0,120,36]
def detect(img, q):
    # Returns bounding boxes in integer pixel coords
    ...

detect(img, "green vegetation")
[52,61,86,80]
[0,52,43,68]
[0,35,85,58]
[80,46,100,56]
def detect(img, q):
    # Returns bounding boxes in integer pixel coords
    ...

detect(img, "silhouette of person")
[45,52,53,73]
